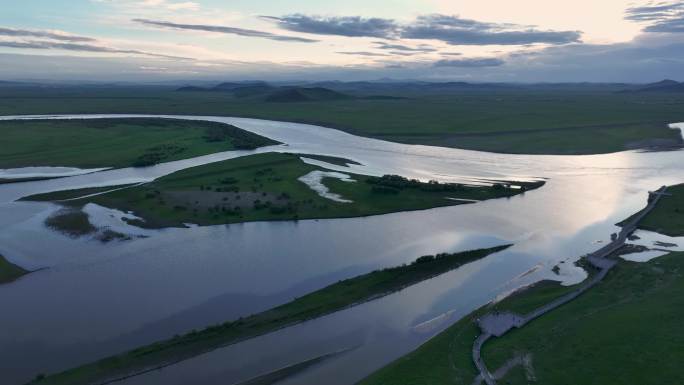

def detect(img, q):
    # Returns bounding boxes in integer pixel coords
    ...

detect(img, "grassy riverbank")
[637,183,684,236]
[30,245,510,385]
[477,252,684,384]
[26,153,540,229]
[0,254,29,284]
[0,118,278,169]
[1,86,682,155]
[360,279,581,385]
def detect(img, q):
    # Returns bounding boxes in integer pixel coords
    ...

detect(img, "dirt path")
[470,186,669,384]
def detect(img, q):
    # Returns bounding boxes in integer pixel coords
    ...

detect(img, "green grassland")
[359,279,581,385]
[0,118,278,169]
[637,183,684,236]
[362,184,684,385]
[0,254,28,284]
[26,153,538,229]
[479,252,684,385]
[0,86,682,154]
[31,245,510,385]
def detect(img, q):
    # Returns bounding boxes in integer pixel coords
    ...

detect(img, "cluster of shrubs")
[203,124,277,149]
[132,144,186,167]
[200,185,240,193]
[366,174,466,194]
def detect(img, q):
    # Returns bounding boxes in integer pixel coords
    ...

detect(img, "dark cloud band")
[0,27,95,42]
[433,57,505,67]
[263,13,581,46]
[262,15,398,38]
[625,2,684,33]
[0,40,190,60]
[134,18,318,43]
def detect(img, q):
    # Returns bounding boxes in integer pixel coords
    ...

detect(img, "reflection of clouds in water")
[298,170,356,203]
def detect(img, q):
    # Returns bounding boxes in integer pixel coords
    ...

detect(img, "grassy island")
[0,118,278,170]
[361,184,684,385]
[30,244,511,385]
[25,153,542,230]
[0,254,29,284]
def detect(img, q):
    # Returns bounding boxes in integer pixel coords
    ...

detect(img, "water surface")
[0,115,682,384]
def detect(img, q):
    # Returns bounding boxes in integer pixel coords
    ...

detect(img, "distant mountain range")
[619,79,684,93]
[176,81,404,102]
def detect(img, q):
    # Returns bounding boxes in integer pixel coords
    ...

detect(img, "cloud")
[262,15,398,38]
[625,2,684,33]
[625,2,684,21]
[0,39,190,60]
[433,57,505,67]
[134,18,318,43]
[0,27,95,42]
[264,13,581,46]
[372,41,436,52]
[403,14,581,45]
[336,51,389,57]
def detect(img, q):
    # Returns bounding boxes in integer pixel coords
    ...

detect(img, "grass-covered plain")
[477,252,684,385]
[27,153,539,229]
[0,118,278,169]
[30,245,510,385]
[0,254,28,284]
[0,86,682,154]
[637,183,684,236]
[359,279,580,385]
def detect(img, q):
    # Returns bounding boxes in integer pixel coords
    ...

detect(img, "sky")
[0,0,683,82]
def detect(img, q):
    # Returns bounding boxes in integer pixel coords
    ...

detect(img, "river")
[0,115,683,384]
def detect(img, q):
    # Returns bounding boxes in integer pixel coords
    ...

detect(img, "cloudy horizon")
[1,0,683,83]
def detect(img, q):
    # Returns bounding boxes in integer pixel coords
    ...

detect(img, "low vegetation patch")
[22,185,136,202]
[296,153,362,167]
[30,245,510,385]
[0,254,29,284]
[45,208,96,237]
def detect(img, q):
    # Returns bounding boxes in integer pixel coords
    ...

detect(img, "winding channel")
[0,115,683,385]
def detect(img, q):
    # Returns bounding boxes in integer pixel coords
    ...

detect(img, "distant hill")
[213,81,269,91]
[176,82,361,102]
[265,87,352,102]
[176,86,206,92]
[231,85,277,98]
[620,79,684,93]
[176,81,269,93]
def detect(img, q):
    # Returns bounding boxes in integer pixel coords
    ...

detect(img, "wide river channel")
[1,115,683,385]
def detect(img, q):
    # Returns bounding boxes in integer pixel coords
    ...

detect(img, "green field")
[27,153,539,229]
[0,254,28,284]
[0,118,278,169]
[638,183,684,236]
[479,252,684,385]
[359,279,580,385]
[0,86,682,154]
[362,184,684,385]
[30,245,510,385]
